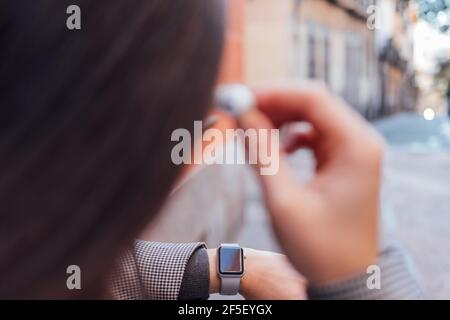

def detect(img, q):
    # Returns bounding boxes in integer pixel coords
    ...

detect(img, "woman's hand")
[238,82,384,286]
[208,248,307,300]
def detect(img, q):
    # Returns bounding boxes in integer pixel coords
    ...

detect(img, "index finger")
[254,83,368,141]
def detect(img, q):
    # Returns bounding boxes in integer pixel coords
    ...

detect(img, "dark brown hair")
[0,0,224,298]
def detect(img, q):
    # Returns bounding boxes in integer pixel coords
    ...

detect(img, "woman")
[0,0,422,299]
[0,0,305,300]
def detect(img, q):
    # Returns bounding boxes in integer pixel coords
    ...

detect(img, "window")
[308,26,316,79]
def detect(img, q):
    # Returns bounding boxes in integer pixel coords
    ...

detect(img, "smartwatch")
[217,243,245,295]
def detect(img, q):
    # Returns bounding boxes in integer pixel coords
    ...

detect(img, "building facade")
[377,0,418,116]
[244,0,382,119]
[240,0,420,119]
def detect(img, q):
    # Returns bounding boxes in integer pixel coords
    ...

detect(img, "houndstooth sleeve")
[110,241,206,300]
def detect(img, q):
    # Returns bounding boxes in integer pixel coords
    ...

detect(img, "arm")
[111,240,306,300]
[113,239,420,300]
[183,244,423,300]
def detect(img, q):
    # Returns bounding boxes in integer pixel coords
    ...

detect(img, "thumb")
[237,108,301,209]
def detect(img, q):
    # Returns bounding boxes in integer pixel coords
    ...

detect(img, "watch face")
[219,246,243,275]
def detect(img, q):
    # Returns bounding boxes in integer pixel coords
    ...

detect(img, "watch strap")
[220,276,241,295]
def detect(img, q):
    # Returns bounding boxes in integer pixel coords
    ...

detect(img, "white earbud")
[215,84,256,117]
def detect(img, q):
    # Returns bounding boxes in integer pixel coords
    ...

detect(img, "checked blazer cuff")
[307,244,424,300]
[111,241,206,300]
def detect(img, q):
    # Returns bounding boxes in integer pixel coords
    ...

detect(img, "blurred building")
[243,0,381,118]
[377,0,418,116]
[377,0,450,118]
[221,0,450,119]
[413,19,450,117]
[230,0,422,119]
